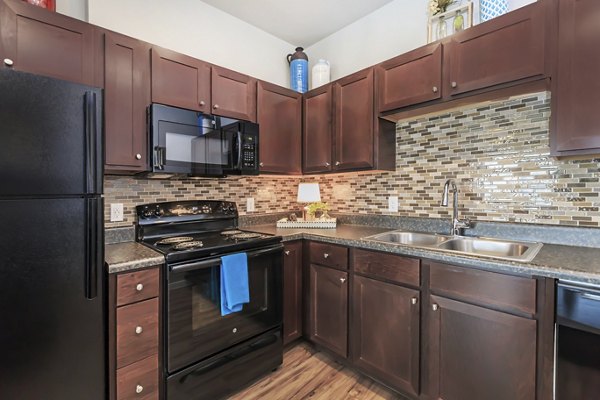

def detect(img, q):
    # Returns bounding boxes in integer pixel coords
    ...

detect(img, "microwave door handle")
[236,131,243,169]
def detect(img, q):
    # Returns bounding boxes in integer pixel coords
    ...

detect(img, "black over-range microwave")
[149,104,259,177]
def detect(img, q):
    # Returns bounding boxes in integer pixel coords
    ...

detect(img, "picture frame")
[427,2,474,43]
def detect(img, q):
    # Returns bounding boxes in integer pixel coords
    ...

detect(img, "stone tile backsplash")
[105,91,600,229]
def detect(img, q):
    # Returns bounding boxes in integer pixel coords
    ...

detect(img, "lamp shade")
[297,183,321,203]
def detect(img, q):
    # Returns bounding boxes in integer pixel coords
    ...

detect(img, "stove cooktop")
[142,229,281,263]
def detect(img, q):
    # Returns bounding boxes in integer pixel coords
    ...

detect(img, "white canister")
[311,59,330,89]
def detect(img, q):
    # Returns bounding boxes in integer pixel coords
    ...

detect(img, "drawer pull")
[213,104,219,110]
[432,304,439,311]
[323,253,329,259]
[340,277,346,283]
[432,86,438,93]
[135,283,144,292]
[285,250,290,256]
[411,297,418,305]
[135,153,142,160]
[451,81,457,88]
[136,384,144,394]
[199,100,205,106]
[3,58,14,67]
[135,326,143,335]
[232,328,238,333]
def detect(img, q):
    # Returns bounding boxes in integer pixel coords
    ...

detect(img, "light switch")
[388,196,399,212]
[246,198,255,212]
[110,203,124,222]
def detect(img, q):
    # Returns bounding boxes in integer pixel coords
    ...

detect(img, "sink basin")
[364,231,451,247]
[363,230,543,262]
[436,237,543,262]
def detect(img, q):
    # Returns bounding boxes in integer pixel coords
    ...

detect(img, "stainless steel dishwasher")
[556,281,600,399]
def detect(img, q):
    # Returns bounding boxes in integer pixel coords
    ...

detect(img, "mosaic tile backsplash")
[105,91,600,229]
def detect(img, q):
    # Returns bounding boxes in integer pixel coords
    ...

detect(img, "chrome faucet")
[441,179,471,236]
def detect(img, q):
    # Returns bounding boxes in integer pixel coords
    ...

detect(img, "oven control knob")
[142,207,153,218]
[154,207,164,217]
[202,205,211,214]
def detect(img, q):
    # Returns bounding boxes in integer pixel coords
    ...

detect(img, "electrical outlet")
[388,196,399,212]
[246,198,255,212]
[110,203,124,222]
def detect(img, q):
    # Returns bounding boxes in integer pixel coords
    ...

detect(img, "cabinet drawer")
[117,268,159,306]
[116,355,159,400]
[353,249,420,286]
[309,242,348,270]
[117,298,159,368]
[429,262,536,315]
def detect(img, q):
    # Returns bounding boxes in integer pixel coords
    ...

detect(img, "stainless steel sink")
[436,237,543,262]
[362,230,543,262]
[364,231,452,247]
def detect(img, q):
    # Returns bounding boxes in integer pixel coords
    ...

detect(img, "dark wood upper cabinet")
[103,31,150,173]
[0,0,94,85]
[257,81,302,174]
[303,84,333,173]
[151,46,211,113]
[376,43,443,112]
[352,275,420,397]
[308,263,348,358]
[428,295,537,400]
[446,3,544,97]
[334,68,375,171]
[551,0,600,154]
[211,65,257,122]
[283,241,303,345]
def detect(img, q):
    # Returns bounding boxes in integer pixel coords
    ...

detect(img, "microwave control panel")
[241,134,257,169]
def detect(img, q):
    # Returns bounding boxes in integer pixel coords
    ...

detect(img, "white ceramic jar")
[311,59,330,89]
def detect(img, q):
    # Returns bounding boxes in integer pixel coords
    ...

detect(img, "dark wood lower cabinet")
[283,241,303,345]
[308,263,348,358]
[428,295,537,400]
[352,275,420,396]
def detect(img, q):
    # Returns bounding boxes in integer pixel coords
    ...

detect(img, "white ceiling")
[200,0,397,47]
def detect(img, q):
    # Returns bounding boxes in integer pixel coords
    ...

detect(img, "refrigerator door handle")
[84,91,100,194]
[85,198,103,299]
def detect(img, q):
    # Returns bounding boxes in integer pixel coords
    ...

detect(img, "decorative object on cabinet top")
[428,1,474,43]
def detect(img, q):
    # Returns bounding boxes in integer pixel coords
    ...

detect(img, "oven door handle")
[170,244,283,273]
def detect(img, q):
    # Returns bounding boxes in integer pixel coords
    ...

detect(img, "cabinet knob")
[284,250,290,256]
[135,283,144,292]
[432,304,439,311]
[199,100,205,106]
[411,297,418,305]
[325,162,330,167]
[451,81,457,88]
[213,104,219,109]
[232,328,238,333]
[432,86,438,93]
[335,161,340,166]
[323,253,329,259]
[340,277,346,283]
[135,153,142,160]
[3,58,14,67]
[136,385,144,394]
[135,326,143,335]
[259,162,264,167]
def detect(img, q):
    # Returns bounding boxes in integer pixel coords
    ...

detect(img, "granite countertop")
[244,224,600,285]
[105,242,164,274]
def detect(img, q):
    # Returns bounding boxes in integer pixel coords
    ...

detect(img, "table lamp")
[297,183,321,221]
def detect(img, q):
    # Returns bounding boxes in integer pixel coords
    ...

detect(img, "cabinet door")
[552,0,600,154]
[429,295,536,400]
[150,47,211,113]
[104,31,150,173]
[283,241,303,345]
[303,84,333,173]
[0,0,94,85]
[352,276,420,396]
[308,264,348,358]
[377,43,442,112]
[257,81,302,174]
[446,4,544,96]
[334,68,374,171]
[211,65,257,122]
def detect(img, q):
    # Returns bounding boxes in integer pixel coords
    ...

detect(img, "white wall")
[56,0,87,21]
[86,0,293,87]
[305,0,536,84]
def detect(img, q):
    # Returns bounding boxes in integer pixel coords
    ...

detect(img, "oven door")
[151,104,235,176]
[167,244,283,373]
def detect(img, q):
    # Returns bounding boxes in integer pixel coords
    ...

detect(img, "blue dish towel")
[220,253,250,316]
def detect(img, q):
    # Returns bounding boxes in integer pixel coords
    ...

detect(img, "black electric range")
[135,200,284,400]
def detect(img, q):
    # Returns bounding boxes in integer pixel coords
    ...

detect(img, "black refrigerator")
[0,69,105,399]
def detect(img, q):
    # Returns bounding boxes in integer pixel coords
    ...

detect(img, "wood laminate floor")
[229,342,404,400]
